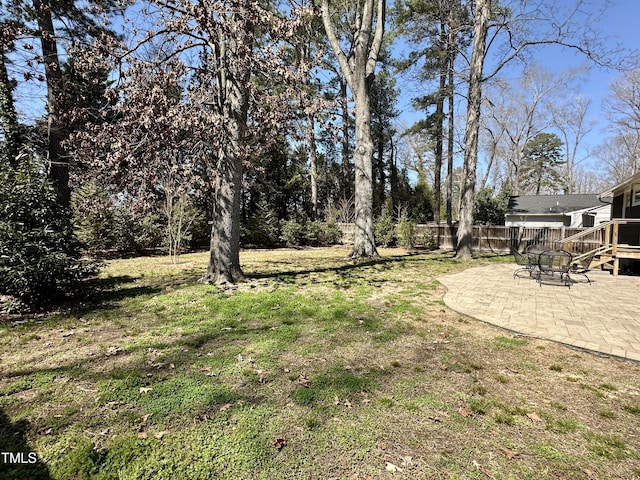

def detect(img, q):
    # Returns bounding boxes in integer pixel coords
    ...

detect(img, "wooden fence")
[337,223,603,254]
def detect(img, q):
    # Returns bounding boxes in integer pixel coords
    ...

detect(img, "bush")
[375,200,396,247]
[112,208,164,253]
[72,183,165,255]
[0,153,100,310]
[320,221,342,245]
[303,220,342,246]
[419,227,438,250]
[396,214,417,248]
[244,200,280,247]
[280,219,305,246]
[473,186,509,225]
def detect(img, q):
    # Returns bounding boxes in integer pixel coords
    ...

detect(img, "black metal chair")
[569,252,596,284]
[511,247,536,278]
[537,249,573,288]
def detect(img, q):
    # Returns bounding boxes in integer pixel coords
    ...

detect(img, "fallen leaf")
[142,413,153,423]
[385,462,403,473]
[283,368,291,373]
[298,374,311,388]
[500,447,518,460]
[139,387,153,394]
[169,363,175,369]
[334,396,341,406]
[583,469,600,480]
[138,432,147,439]
[219,403,232,412]
[400,455,413,467]
[153,430,170,439]
[99,428,110,436]
[106,346,121,356]
[526,412,542,422]
[457,407,474,418]
[273,438,287,450]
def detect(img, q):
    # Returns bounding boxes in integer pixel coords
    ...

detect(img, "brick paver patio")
[438,263,640,362]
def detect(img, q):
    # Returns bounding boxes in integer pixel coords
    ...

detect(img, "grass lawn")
[1,246,639,479]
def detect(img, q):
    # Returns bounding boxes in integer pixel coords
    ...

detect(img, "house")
[598,172,640,271]
[505,194,610,228]
[559,173,640,276]
[599,171,640,221]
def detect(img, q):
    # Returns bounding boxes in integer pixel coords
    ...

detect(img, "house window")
[633,185,640,207]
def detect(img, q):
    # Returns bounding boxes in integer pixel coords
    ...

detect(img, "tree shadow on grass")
[247,252,425,282]
[0,408,50,479]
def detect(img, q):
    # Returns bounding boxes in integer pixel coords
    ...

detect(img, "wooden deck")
[560,219,640,276]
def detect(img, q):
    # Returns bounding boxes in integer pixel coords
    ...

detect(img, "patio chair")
[537,249,573,288]
[511,247,535,278]
[568,252,596,284]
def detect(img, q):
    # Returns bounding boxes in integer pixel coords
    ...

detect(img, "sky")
[393,0,640,183]
[8,0,640,186]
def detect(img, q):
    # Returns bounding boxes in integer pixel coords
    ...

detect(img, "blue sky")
[394,0,640,182]
[10,0,639,184]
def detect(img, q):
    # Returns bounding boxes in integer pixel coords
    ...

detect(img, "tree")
[73,0,308,283]
[550,93,593,194]
[481,65,585,193]
[473,185,509,225]
[394,0,469,225]
[0,22,22,168]
[519,132,565,195]
[3,0,121,207]
[321,0,386,258]
[0,152,98,310]
[455,0,622,259]
[456,0,489,259]
[370,64,399,214]
[599,67,640,181]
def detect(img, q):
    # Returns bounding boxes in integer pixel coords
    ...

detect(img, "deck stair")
[559,219,640,276]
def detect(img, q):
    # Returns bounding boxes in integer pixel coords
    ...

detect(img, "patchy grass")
[1,247,640,479]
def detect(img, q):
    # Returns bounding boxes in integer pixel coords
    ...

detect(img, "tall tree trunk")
[203,27,250,284]
[205,141,245,284]
[374,120,386,214]
[33,0,69,208]
[0,33,21,167]
[308,114,319,219]
[445,2,457,226]
[340,78,351,200]
[433,20,448,225]
[351,75,377,257]
[321,0,384,258]
[456,0,490,259]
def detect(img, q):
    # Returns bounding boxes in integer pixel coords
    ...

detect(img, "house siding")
[505,215,567,227]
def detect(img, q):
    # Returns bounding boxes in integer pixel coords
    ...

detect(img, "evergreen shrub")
[0,153,100,310]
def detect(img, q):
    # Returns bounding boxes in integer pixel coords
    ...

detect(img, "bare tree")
[321,0,385,258]
[481,65,584,193]
[456,0,623,259]
[600,67,640,179]
[550,94,594,193]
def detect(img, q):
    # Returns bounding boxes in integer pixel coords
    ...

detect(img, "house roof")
[599,172,640,200]
[506,194,606,215]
